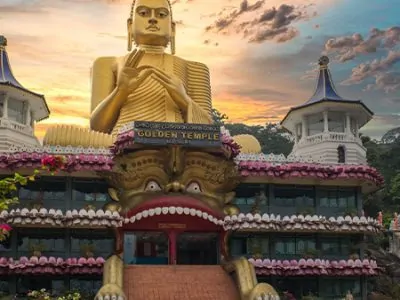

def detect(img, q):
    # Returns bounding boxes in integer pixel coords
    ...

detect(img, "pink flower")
[0,224,12,232]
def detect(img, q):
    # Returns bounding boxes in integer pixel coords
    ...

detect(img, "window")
[70,277,102,297]
[307,113,324,136]
[338,146,345,163]
[18,177,67,209]
[70,229,114,258]
[318,187,357,209]
[274,236,316,258]
[72,179,111,209]
[0,278,9,295]
[123,231,169,265]
[17,277,66,295]
[275,277,318,299]
[328,112,345,132]
[230,237,247,257]
[320,237,352,258]
[17,229,66,257]
[8,99,25,124]
[271,185,314,208]
[275,238,295,256]
[321,278,361,299]
[234,184,266,206]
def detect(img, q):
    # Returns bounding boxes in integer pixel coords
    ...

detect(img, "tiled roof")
[124,265,240,300]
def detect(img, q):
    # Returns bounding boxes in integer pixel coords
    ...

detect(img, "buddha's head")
[128,0,175,52]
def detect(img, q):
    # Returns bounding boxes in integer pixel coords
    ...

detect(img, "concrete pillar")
[345,113,351,135]
[3,93,8,118]
[323,111,329,132]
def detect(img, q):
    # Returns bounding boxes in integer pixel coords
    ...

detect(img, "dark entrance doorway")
[177,232,219,265]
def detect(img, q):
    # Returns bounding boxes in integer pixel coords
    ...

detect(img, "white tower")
[281,56,373,165]
[0,35,49,150]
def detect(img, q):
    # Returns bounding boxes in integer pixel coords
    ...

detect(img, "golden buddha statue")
[43,0,212,147]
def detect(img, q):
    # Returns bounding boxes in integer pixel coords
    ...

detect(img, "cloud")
[321,27,400,93]
[324,26,400,62]
[341,50,400,92]
[366,72,400,93]
[205,1,310,43]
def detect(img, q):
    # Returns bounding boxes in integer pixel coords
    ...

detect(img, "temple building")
[0,31,383,300]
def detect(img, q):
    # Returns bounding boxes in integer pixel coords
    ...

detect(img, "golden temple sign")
[134,121,221,147]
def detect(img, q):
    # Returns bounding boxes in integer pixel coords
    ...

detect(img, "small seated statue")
[43,0,212,148]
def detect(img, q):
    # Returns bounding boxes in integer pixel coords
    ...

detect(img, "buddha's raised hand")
[117,49,151,93]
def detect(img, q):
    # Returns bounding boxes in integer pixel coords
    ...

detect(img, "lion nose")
[165,182,185,193]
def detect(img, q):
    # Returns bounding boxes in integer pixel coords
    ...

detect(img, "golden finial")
[0,36,7,48]
[318,55,329,69]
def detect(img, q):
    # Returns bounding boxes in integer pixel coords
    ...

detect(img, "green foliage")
[27,289,87,300]
[0,170,38,211]
[212,108,294,155]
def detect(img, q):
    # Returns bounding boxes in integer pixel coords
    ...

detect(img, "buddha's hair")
[130,0,173,20]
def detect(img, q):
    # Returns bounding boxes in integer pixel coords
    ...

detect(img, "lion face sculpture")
[103,147,240,214]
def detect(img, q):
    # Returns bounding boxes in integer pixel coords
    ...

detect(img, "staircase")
[123,265,241,300]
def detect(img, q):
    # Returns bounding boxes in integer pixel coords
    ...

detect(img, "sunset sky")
[0,0,399,140]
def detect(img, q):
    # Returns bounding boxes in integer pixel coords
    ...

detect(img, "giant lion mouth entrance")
[120,195,225,266]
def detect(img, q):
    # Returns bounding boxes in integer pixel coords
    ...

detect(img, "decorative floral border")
[0,152,113,172]
[0,208,123,228]
[0,256,105,275]
[224,214,382,233]
[237,161,384,186]
[249,258,379,276]
[0,145,384,187]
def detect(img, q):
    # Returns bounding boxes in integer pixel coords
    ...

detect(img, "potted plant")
[298,207,315,215]
[80,242,95,258]
[83,204,96,211]
[248,238,263,259]
[27,288,51,300]
[343,208,357,217]
[302,248,319,259]
[29,242,45,257]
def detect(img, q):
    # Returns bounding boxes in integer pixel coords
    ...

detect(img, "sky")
[0,0,399,140]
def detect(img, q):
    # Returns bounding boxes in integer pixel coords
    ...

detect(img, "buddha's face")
[132,0,172,47]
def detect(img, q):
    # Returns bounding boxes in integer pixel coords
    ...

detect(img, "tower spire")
[306,56,344,104]
[0,35,24,88]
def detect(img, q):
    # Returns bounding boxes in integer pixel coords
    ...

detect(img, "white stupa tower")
[0,35,49,150]
[281,56,373,165]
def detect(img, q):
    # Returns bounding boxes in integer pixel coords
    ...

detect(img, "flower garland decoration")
[0,155,67,242]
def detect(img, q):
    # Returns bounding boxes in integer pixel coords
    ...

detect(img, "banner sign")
[133,121,222,147]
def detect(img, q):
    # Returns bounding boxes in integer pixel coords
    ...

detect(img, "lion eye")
[186,182,202,194]
[145,180,162,192]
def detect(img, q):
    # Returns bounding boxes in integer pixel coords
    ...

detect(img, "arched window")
[337,146,345,163]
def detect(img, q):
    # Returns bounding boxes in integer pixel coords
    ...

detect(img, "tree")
[213,109,294,155]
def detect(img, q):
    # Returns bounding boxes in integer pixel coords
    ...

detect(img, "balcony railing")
[294,132,364,149]
[0,117,33,135]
